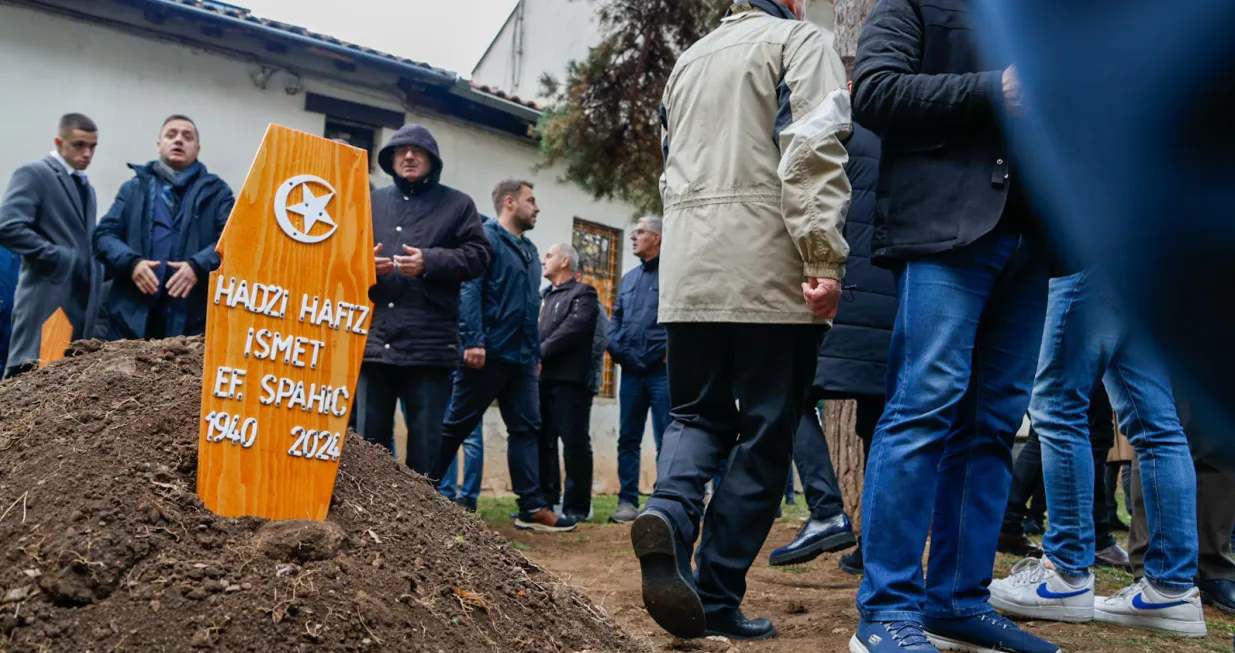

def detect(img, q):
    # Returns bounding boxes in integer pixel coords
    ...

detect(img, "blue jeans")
[437,422,484,503]
[1032,271,1196,588]
[857,229,1048,622]
[617,367,671,506]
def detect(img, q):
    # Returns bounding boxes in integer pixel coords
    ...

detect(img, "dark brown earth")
[492,514,1235,653]
[0,338,642,653]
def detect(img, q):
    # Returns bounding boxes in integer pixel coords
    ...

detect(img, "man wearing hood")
[94,115,233,340]
[357,124,490,475]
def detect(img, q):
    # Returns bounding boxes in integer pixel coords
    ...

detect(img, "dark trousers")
[794,395,882,522]
[1130,419,1235,581]
[645,323,821,615]
[436,361,544,513]
[1002,389,1117,549]
[353,362,452,475]
[537,381,594,516]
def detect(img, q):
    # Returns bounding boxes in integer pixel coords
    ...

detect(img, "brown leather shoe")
[997,532,1043,558]
[1094,543,1132,572]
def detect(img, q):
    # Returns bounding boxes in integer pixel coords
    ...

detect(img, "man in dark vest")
[94,115,233,340]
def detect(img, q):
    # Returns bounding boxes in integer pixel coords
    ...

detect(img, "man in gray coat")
[0,113,102,376]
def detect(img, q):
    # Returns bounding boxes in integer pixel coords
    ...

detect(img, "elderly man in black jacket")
[847,3,1056,653]
[357,124,490,475]
[536,243,600,521]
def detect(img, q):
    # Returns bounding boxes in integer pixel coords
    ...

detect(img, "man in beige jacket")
[631,0,851,642]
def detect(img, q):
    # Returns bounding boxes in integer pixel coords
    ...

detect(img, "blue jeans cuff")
[922,603,995,620]
[1146,576,1195,592]
[858,609,922,623]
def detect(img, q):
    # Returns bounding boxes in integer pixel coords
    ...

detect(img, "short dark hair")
[491,178,533,214]
[58,113,97,136]
[161,114,198,138]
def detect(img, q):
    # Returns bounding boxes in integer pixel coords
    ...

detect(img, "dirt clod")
[0,337,641,652]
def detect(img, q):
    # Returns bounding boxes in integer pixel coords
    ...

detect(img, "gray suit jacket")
[0,155,101,371]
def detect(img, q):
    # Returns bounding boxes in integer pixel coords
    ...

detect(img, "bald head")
[776,0,807,19]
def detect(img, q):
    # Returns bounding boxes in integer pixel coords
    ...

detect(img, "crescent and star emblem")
[274,174,339,244]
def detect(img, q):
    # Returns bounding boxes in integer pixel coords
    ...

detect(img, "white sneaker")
[989,558,1094,623]
[1094,579,1207,637]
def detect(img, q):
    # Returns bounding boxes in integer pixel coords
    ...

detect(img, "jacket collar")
[725,0,796,20]
[548,277,577,293]
[640,255,660,271]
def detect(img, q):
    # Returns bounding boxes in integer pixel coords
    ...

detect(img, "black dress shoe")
[631,511,706,639]
[704,609,777,641]
[997,532,1043,558]
[1199,578,1235,616]
[768,513,856,566]
[1094,543,1132,572]
[838,539,864,576]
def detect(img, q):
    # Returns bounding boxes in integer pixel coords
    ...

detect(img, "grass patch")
[510,541,531,552]
[777,563,816,575]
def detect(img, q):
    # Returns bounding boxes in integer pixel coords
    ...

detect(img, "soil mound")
[0,338,643,653]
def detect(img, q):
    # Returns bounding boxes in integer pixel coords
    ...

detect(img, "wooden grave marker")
[196,124,374,521]
[39,307,72,368]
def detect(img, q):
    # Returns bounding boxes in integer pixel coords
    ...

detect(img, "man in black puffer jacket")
[356,124,490,475]
[767,120,896,573]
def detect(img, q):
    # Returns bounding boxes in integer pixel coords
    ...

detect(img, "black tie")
[71,174,89,217]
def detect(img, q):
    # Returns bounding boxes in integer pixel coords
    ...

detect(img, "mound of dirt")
[0,338,643,653]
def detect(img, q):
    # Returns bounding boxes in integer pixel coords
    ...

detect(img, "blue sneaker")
[849,619,938,652]
[923,612,1060,653]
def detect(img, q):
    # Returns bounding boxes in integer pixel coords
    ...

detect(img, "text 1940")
[204,411,258,448]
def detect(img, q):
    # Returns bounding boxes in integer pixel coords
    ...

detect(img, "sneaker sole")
[609,515,636,524]
[989,595,1094,623]
[631,512,705,639]
[768,532,858,567]
[513,519,577,533]
[928,633,1061,653]
[1093,607,1208,637]
[847,634,871,653]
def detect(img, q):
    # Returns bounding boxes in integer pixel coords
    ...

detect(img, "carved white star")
[285,183,336,235]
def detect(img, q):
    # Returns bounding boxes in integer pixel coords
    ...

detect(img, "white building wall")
[0,2,660,496]
[471,0,602,106]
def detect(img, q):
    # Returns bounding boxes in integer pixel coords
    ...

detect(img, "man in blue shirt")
[607,216,669,524]
[433,179,576,533]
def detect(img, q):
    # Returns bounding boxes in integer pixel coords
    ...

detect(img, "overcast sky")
[237,0,518,75]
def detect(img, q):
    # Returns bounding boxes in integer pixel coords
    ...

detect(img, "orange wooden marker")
[196,124,374,520]
[38,307,72,368]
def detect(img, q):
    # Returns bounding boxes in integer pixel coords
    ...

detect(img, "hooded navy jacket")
[366,124,490,367]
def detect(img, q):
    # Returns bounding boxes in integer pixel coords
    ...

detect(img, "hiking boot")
[923,612,1060,653]
[514,508,577,533]
[631,510,705,639]
[610,501,640,524]
[989,558,1094,622]
[1094,579,1207,637]
[849,619,937,652]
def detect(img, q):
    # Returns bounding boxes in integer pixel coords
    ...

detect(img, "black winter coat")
[814,124,897,399]
[853,0,1030,266]
[365,125,490,367]
[538,279,599,387]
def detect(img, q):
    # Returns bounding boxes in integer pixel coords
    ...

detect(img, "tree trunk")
[833,0,875,76]
[821,399,867,532]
